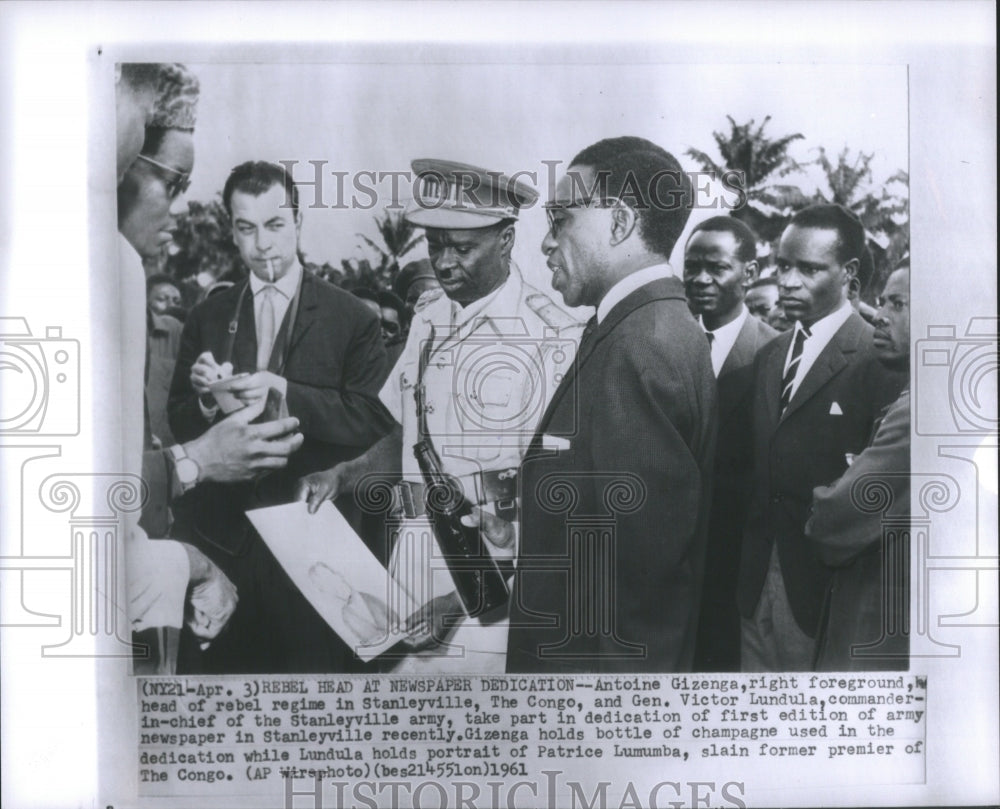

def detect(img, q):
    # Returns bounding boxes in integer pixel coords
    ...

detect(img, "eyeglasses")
[544,199,616,236]
[136,153,192,199]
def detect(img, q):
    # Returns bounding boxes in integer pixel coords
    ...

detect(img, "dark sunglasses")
[136,153,192,199]
[543,199,616,236]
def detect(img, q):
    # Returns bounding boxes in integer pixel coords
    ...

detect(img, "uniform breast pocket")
[478,371,514,409]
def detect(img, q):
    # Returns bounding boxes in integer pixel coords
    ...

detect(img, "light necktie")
[780,323,811,413]
[256,284,279,371]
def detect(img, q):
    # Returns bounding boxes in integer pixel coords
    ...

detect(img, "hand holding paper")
[191,351,233,397]
[226,371,288,408]
[247,501,416,661]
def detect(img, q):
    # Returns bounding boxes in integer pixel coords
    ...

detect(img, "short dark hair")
[749,275,778,289]
[350,286,380,306]
[222,161,299,218]
[788,203,866,265]
[146,273,180,294]
[688,215,758,263]
[377,290,407,323]
[569,136,693,259]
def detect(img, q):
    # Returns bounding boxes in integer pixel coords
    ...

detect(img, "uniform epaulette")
[413,286,445,313]
[524,289,586,332]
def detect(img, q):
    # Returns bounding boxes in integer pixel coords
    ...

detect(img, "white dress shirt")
[250,259,303,348]
[782,300,853,401]
[701,304,749,376]
[597,262,675,324]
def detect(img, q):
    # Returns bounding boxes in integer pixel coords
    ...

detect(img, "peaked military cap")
[405,158,539,230]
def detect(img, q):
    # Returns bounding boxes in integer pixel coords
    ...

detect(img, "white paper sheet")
[247,501,415,661]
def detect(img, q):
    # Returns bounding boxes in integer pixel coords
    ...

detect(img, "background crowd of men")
[121,63,911,676]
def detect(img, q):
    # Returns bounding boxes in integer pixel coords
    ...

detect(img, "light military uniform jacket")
[379,264,585,673]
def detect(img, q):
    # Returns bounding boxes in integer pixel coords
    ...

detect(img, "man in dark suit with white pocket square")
[737,204,906,671]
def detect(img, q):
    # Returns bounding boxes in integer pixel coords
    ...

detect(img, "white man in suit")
[168,161,393,673]
[737,203,906,671]
[684,216,777,671]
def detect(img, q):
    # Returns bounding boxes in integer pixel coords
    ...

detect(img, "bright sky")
[187,60,908,287]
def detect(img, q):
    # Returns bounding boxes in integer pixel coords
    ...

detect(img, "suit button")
[771,494,782,504]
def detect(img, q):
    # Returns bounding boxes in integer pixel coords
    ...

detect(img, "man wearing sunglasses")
[506,137,717,673]
[117,65,304,667]
[118,113,194,262]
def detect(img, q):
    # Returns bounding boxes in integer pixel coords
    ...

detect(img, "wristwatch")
[169,443,201,494]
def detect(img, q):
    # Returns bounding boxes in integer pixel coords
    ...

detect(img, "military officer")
[298,159,584,673]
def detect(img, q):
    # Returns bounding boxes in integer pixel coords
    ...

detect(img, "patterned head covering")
[149,63,199,130]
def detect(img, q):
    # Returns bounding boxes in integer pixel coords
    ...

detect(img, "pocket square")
[829,402,844,415]
[542,434,571,451]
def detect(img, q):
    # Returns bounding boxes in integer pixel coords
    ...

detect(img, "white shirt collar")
[701,304,749,376]
[596,262,674,324]
[782,300,854,400]
[249,259,302,299]
[797,299,853,349]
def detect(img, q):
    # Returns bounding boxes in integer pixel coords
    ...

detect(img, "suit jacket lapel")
[762,331,790,429]
[717,317,758,420]
[284,271,317,359]
[232,284,258,373]
[719,315,764,378]
[780,311,864,423]
[532,320,596,440]
[531,277,684,443]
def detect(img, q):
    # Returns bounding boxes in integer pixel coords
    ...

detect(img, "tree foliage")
[354,209,425,289]
[165,196,244,284]
[810,147,909,295]
[687,115,807,243]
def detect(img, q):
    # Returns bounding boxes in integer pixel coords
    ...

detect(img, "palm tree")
[687,115,808,237]
[811,147,909,295]
[356,208,425,289]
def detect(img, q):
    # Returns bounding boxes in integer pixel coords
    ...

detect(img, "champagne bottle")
[413,440,510,617]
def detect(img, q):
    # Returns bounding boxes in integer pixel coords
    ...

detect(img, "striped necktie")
[780,323,811,413]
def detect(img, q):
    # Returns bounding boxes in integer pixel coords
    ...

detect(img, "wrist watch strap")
[169,443,200,494]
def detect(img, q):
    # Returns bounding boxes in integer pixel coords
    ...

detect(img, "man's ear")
[498,222,516,256]
[743,259,760,288]
[843,256,860,282]
[609,202,637,246]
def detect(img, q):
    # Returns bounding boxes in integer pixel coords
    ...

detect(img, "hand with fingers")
[401,591,465,651]
[181,543,238,644]
[190,351,233,400]
[461,506,517,551]
[184,395,303,483]
[225,370,288,407]
[295,462,359,514]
